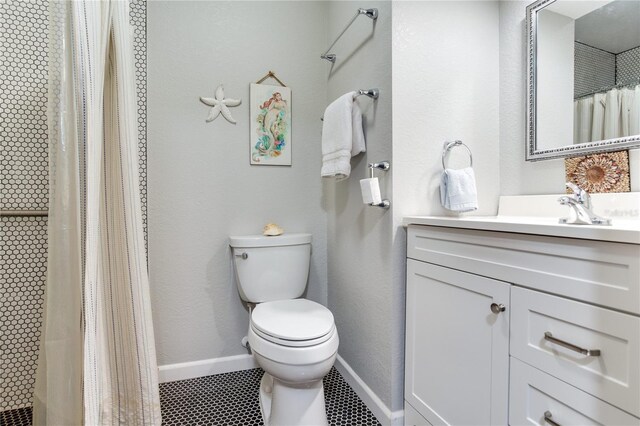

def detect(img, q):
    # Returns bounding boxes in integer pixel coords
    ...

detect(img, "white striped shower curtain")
[33,1,161,424]
[574,85,640,144]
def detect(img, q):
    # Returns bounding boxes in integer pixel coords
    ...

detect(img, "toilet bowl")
[249,299,339,425]
[229,234,339,426]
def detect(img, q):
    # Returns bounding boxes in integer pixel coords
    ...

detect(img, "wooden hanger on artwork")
[255,70,287,87]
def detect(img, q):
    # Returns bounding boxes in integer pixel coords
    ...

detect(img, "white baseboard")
[335,354,404,426]
[158,354,258,383]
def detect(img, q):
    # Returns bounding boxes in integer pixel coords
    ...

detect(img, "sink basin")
[403,193,640,244]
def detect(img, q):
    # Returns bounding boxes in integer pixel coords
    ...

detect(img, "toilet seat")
[251,299,335,347]
[248,322,339,367]
[251,323,336,347]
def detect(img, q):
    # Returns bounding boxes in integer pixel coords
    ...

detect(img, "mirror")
[526,0,640,161]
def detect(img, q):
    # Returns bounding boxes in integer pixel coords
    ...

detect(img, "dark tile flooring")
[160,367,381,426]
[1,367,381,426]
[1,406,32,426]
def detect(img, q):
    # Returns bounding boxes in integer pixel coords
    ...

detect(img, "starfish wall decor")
[200,85,241,124]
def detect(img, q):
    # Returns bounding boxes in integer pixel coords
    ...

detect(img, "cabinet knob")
[490,303,506,314]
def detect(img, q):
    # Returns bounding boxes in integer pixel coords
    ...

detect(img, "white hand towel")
[350,102,366,157]
[321,92,366,180]
[440,167,478,212]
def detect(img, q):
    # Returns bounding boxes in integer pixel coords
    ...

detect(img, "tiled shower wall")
[0,0,49,410]
[574,42,615,98]
[0,0,147,411]
[574,43,640,98]
[617,46,640,87]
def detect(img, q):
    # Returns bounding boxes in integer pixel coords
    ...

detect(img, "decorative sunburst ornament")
[200,85,241,124]
[564,151,630,193]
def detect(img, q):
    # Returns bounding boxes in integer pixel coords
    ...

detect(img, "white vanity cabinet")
[405,260,510,425]
[404,223,640,426]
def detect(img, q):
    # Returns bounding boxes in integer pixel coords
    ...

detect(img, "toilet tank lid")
[229,233,311,248]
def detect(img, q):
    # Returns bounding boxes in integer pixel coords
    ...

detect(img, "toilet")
[229,233,339,426]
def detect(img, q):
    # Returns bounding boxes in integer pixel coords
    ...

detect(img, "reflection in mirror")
[527,0,640,161]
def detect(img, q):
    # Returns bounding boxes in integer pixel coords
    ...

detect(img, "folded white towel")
[321,92,366,180]
[440,167,478,212]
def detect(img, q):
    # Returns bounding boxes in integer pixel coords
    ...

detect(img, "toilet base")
[259,372,328,426]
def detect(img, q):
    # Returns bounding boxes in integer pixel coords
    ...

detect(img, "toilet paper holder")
[367,161,390,209]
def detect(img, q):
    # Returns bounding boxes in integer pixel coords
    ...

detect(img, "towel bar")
[355,89,379,100]
[321,89,379,121]
[442,140,473,169]
[321,8,378,63]
[369,200,390,209]
[0,210,48,217]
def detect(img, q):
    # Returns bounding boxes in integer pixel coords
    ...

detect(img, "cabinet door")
[405,401,434,426]
[405,260,510,425]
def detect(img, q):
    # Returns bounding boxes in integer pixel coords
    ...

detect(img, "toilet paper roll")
[360,177,382,205]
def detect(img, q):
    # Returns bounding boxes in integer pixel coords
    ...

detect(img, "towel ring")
[442,140,473,169]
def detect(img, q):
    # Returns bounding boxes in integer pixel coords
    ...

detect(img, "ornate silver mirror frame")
[525,0,640,161]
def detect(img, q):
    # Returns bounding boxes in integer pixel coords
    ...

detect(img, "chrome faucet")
[558,183,611,226]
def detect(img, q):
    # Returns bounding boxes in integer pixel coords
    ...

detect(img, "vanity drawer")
[509,357,639,425]
[407,225,640,314]
[511,287,640,416]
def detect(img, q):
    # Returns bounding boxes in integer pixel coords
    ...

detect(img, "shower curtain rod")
[575,78,640,100]
[321,8,378,63]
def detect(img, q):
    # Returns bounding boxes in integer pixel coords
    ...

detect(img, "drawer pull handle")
[544,411,561,426]
[544,332,601,357]
[490,303,506,314]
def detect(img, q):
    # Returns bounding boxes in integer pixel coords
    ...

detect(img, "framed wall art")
[564,150,631,193]
[250,72,291,166]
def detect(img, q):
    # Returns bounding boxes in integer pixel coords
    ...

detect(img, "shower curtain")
[574,84,640,144]
[33,0,161,424]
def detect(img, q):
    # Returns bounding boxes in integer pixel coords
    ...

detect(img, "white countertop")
[402,215,640,244]
[403,193,640,244]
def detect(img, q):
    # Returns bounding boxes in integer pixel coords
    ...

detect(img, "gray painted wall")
[324,0,398,412]
[148,1,329,366]
[393,1,501,217]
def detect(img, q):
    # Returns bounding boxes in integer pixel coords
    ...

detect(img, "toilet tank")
[229,233,312,303]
